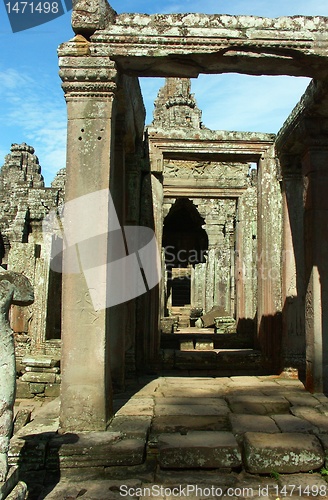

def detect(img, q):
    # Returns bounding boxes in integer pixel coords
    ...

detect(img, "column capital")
[58,40,118,100]
[278,153,303,178]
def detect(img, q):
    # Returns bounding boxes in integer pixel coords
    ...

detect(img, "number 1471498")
[5,2,59,14]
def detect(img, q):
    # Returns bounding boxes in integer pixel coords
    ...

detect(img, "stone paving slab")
[154,403,229,417]
[278,473,328,495]
[244,432,324,473]
[116,398,154,417]
[151,415,230,434]
[155,386,226,398]
[271,414,318,434]
[158,431,241,469]
[107,416,151,440]
[317,434,328,468]
[291,407,328,433]
[226,395,290,415]
[229,414,279,436]
[284,394,322,408]
[152,397,226,405]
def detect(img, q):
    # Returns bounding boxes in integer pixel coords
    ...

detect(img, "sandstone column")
[257,147,283,369]
[58,38,118,431]
[302,142,328,392]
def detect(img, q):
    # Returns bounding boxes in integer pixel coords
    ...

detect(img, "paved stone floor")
[9,375,328,499]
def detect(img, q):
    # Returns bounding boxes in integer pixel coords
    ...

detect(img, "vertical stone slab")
[302,147,328,392]
[257,147,283,369]
[280,158,305,373]
[58,40,118,430]
[235,183,257,333]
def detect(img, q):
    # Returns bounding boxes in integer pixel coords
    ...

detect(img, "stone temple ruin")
[2,0,328,493]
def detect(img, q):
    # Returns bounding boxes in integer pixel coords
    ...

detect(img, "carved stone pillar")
[257,147,283,369]
[58,38,118,431]
[302,143,328,392]
[279,155,305,374]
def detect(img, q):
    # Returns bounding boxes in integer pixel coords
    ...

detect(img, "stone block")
[244,432,324,473]
[291,407,328,433]
[48,432,145,468]
[133,380,160,397]
[317,434,328,468]
[0,466,19,500]
[5,481,27,500]
[179,341,194,351]
[9,437,47,471]
[272,414,318,433]
[278,473,328,493]
[29,383,45,394]
[195,341,214,350]
[156,385,224,399]
[202,306,228,327]
[20,372,56,384]
[152,416,230,434]
[21,356,59,368]
[229,414,279,436]
[116,398,154,417]
[15,380,34,399]
[158,431,241,469]
[284,394,322,407]
[160,317,175,334]
[226,395,290,415]
[24,367,59,373]
[13,409,31,435]
[44,384,61,398]
[154,403,229,417]
[153,397,227,407]
[107,416,151,440]
[175,350,217,370]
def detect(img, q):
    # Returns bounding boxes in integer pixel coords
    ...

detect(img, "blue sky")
[1,1,328,185]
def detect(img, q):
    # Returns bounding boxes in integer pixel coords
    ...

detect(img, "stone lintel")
[88,14,328,78]
[148,127,275,144]
[163,187,246,199]
[148,130,275,173]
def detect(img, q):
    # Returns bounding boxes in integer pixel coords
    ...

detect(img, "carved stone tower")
[152,78,203,129]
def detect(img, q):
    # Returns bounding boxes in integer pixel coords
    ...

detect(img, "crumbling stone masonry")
[0,143,65,398]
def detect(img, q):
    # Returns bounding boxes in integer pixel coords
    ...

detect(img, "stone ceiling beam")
[276,79,328,158]
[73,7,328,78]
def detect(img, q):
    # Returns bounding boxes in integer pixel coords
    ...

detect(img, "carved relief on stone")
[58,49,118,99]
[163,159,250,187]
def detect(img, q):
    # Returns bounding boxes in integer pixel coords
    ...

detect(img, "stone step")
[155,430,325,474]
[159,348,265,374]
[157,431,241,469]
[244,432,324,474]
[161,330,253,350]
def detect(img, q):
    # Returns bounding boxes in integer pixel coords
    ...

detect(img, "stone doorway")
[163,197,208,321]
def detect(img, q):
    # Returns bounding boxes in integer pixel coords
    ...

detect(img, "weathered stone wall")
[0,144,65,397]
